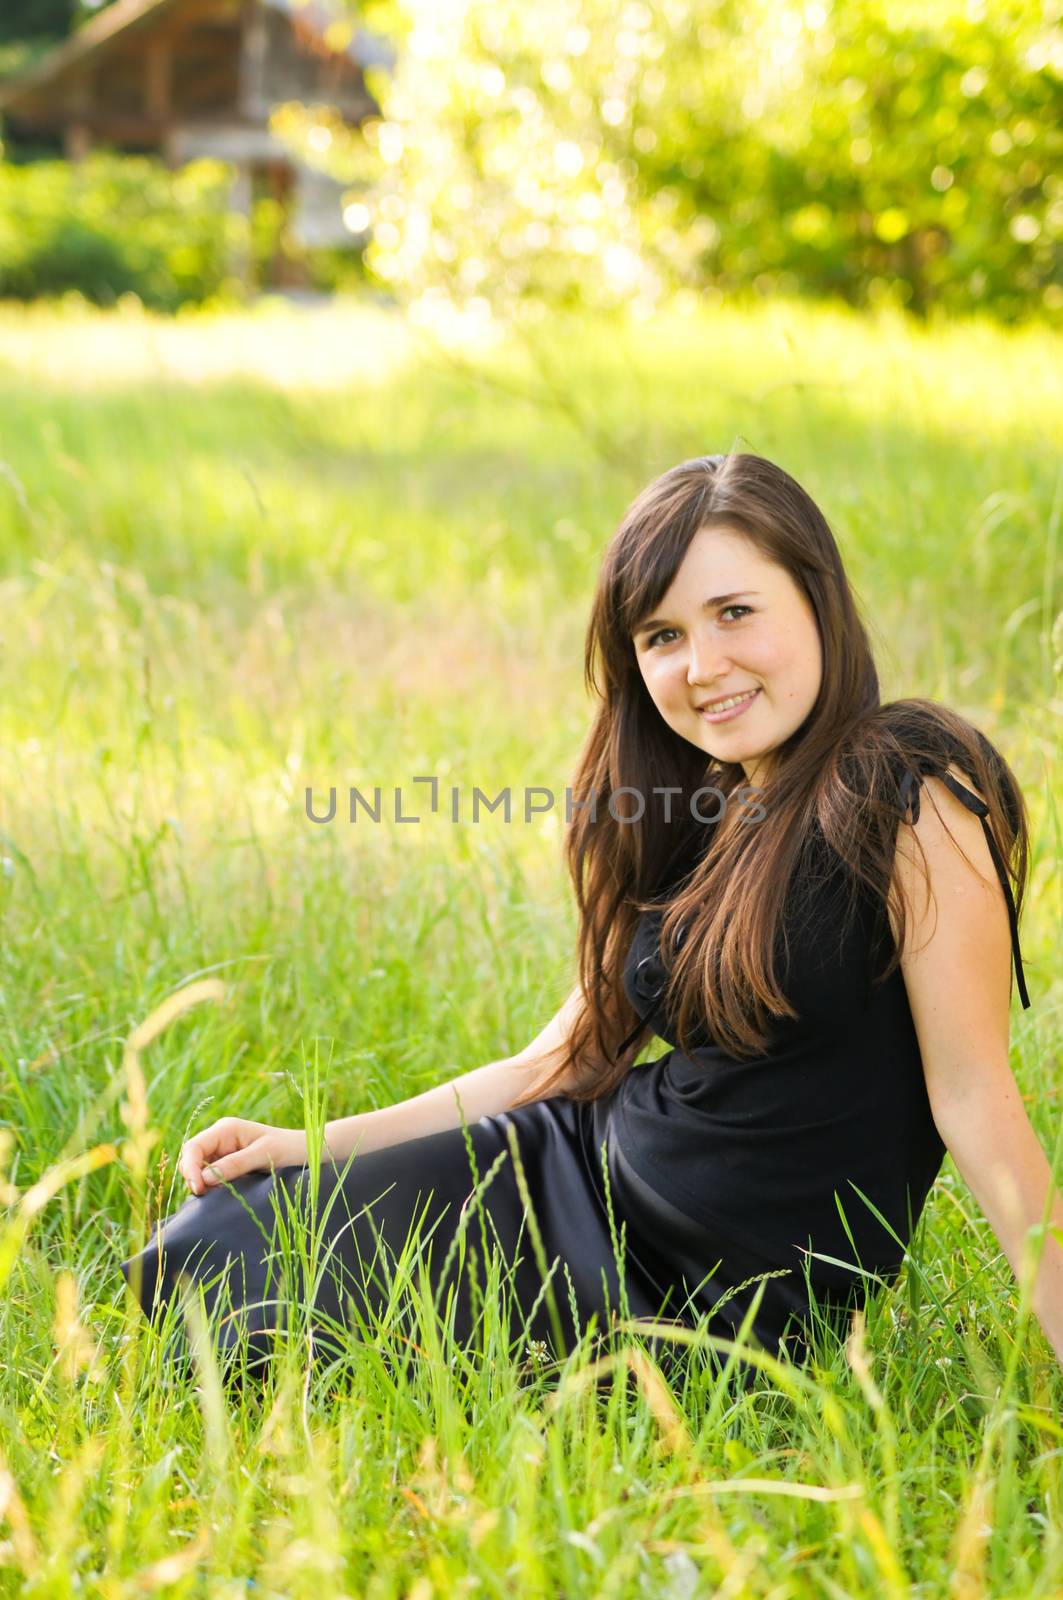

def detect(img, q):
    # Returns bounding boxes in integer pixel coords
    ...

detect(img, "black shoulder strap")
[899,767,1031,1009]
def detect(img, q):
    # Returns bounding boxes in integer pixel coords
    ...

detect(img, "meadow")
[0,291,1060,1596]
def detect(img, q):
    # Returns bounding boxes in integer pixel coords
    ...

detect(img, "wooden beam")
[59,112,172,145]
[161,125,181,169]
[124,0,242,49]
[0,0,240,114]
[237,0,268,121]
[144,36,172,120]
[64,123,94,161]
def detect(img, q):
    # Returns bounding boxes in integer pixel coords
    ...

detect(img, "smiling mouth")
[696,688,760,712]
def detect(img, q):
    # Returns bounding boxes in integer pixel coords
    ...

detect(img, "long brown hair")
[509,451,1030,1110]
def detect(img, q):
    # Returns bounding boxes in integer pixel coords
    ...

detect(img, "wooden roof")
[0,0,393,116]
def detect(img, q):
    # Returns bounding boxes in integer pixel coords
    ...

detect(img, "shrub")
[0,155,253,309]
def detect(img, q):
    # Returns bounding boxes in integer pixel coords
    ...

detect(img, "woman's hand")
[179,1117,309,1196]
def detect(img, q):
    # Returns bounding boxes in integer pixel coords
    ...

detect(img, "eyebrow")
[633,592,760,637]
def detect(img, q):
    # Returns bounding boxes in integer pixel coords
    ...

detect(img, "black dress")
[120,763,1031,1380]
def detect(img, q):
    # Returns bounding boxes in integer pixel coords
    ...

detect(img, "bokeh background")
[0,0,1059,318]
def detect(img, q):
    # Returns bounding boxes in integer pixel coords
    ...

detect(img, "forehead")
[661,526,780,593]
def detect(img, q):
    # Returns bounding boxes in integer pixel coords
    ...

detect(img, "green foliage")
[630,0,1062,322]
[311,0,1062,326]
[0,155,248,309]
[0,153,372,307]
[0,0,76,48]
[5,0,1057,321]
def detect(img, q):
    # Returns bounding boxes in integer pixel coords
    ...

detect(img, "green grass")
[0,289,1060,1595]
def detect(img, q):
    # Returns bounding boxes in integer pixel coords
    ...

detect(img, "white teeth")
[704,689,757,713]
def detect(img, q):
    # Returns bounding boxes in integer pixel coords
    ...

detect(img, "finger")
[180,1144,203,1192]
[201,1139,267,1189]
[181,1137,218,1192]
[181,1121,242,1190]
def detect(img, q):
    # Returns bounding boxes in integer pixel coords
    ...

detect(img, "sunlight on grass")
[0,293,1059,1594]
[0,294,419,390]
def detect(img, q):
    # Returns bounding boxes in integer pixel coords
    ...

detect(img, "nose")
[685,627,730,686]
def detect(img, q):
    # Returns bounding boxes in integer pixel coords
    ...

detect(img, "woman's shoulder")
[809,698,1024,920]
[843,698,1016,819]
[861,696,964,765]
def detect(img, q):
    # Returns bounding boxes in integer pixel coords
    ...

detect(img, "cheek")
[644,674,687,725]
[637,662,667,715]
[765,627,817,688]
[796,628,824,697]
[658,664,690,708]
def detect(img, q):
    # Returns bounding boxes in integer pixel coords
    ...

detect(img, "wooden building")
[0,0,393,252]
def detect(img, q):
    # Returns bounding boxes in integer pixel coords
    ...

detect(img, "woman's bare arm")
[894,772,1063,1365]
[321,983,607,1163]
[182,983,633,1192]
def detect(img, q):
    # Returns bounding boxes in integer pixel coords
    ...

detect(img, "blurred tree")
[627,0,1061,323]
[0,152,364,306]
[0,155,245,308]
[0,0,106,93]
[0,0,78,47]
[272,0,1061,328]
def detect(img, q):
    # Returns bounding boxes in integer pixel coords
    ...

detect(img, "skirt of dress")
[119,1092,830,1385]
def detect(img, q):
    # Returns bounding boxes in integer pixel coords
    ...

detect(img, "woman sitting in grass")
[122,451,1062,1384]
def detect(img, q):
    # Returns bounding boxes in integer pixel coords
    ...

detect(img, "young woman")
[122,452,1062,1381]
